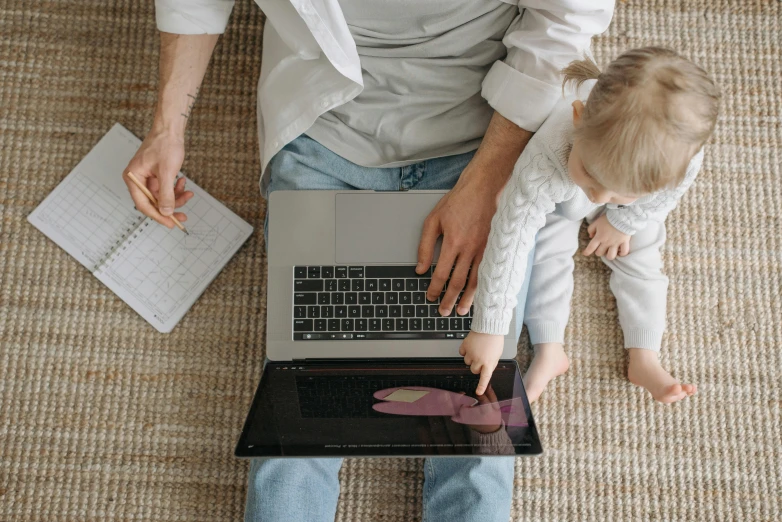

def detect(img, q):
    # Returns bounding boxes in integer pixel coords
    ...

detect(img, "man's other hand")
[416,167,496,317]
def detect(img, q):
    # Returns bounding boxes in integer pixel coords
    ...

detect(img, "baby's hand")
[459,331,504,395]
[583,214,631,260]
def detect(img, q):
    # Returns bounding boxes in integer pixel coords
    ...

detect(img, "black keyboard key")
[416,305,428,317]
[419,279,430,291]
[295,280,323,292]
[366,279,378,291]
[366,266,425,278]
[437,318,449,330]
[346,292,357,304]
[396,318,409,331]
[328,319,340,331]
[349,266,364,278]
[392,279,405,291]
[386,292,398,304]
[332,293,344,305]
[403,305,415,318]
[430,305,441,317]
[307,266,320,279]
[362,305,374,317]
[321,266,334,278]
[314,319,327,331]
[335,266,348,278]
[348,306,360,318]
[450,318,462,330]
[342,319,354,331]
[463,318,472,330]
[405,279,418,291]
[352,279,364,291]
[400,292,411,304]
[369,319,382,331]
[294,319,312,331]
[335,306,347,318]
[372,292,384,304]
[424,318,436,330]
[318,293,330,305]
[339,279,350,291]
[389,305,402,318]
[294,266,307,279]
[376,306,388,318]
[382,319,395,331]
[359,292,371,304]
[326,279,337,292]
[321,306,333,318]
[379,279,391,291]
[294,293,316,305]
[294,306,306,318]
[413,292,426,304]
[308,306,320,318]
[356,319,367,331]
[410,318,422,330]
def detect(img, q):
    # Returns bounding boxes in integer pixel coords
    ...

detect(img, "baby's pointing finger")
[476,366,494,396]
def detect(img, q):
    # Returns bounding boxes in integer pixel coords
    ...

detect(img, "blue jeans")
[248,135,533,522]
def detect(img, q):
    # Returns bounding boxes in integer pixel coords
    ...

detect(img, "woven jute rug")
[1,1,779,520]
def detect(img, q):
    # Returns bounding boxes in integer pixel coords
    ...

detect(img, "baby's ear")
[572,100,585,125]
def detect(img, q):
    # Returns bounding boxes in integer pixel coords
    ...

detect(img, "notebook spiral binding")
[93,217,150,273]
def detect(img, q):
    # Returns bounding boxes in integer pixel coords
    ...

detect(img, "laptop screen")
[235,360,542,457]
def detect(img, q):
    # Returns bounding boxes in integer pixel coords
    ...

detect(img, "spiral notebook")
[28,123,254,333]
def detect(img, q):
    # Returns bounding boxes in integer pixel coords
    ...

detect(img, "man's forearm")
[153,32,220,137]
[465,111,533,196]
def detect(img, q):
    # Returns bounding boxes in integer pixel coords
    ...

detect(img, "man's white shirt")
[154,0,614,193]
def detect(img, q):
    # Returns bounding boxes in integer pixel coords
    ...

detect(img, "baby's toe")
[656,384,687,404]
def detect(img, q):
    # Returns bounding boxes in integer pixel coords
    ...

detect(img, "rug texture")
[1,1,780,520]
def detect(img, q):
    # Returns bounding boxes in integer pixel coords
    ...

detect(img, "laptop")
[235,190,542,457]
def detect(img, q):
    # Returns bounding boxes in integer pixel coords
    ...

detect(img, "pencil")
[126,171,189,235]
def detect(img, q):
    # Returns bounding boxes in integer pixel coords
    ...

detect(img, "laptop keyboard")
[296,375,480,418]
[292,265,473,340]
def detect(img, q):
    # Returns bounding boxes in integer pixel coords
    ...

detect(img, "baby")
[460,47,719,404]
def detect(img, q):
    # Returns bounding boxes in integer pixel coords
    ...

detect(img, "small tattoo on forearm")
[181,86,200,120]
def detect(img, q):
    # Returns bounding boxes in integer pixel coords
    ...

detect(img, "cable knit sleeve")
[605,149,704,235]
[471,141,575,336]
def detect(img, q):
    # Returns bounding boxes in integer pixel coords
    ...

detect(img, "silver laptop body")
[266,190,518,361]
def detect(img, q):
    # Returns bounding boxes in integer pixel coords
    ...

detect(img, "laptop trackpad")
[336,192,443,264]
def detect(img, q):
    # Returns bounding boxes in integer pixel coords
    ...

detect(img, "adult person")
[122,1,613,520]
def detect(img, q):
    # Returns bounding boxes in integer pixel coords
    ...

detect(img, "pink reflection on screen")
[372,387,528,427]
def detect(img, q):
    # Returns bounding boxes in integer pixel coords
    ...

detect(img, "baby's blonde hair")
[562,47,719,194]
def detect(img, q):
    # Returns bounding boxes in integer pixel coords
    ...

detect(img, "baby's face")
[568,139,640,206]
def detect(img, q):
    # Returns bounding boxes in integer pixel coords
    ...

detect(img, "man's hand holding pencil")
[122,128,193,231]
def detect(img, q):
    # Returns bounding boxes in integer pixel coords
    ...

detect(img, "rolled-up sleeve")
[155,0,235,34]
[482,0,614,133]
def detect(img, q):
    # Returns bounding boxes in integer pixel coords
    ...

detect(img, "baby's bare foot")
[627,348,697,404]
[523,343,570,403]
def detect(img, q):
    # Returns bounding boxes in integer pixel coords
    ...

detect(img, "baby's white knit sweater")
[472,96,703,338]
